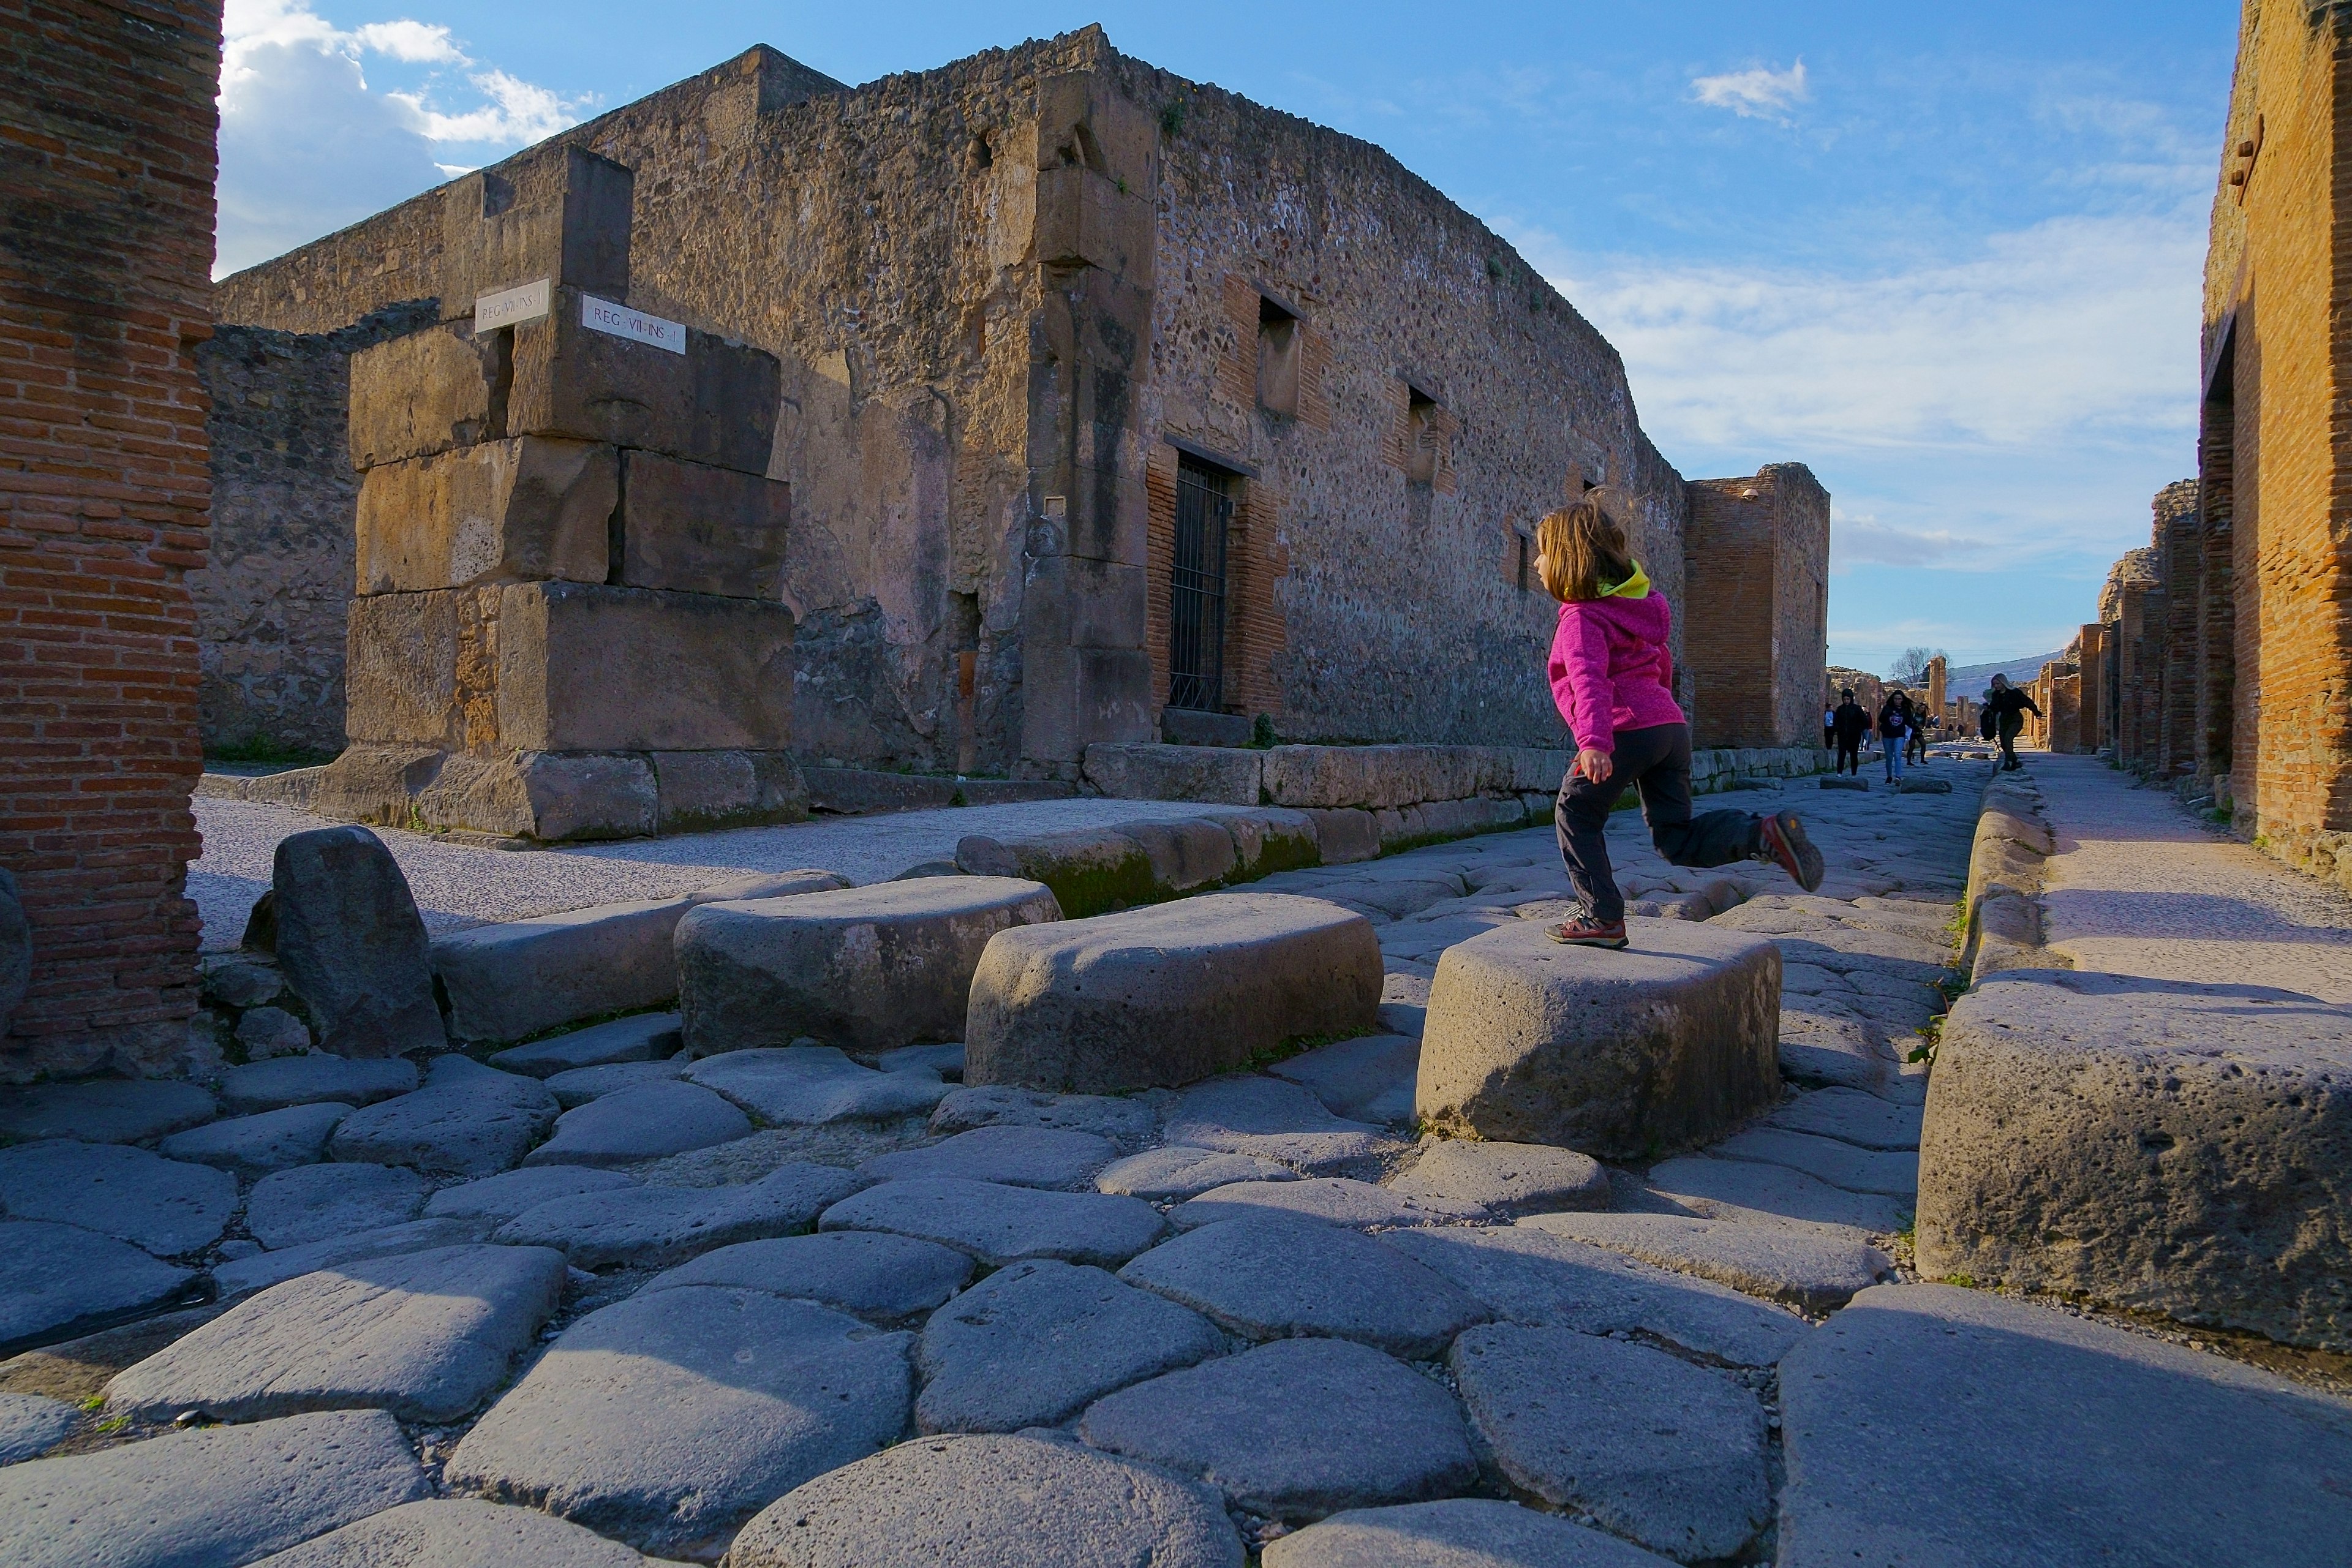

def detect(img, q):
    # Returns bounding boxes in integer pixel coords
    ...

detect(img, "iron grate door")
[1169,456,1234,712]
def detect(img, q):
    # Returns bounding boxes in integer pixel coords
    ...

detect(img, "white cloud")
[1691,60,1809,121]
[390,69,582,145]
[1830,514,1991,568]
[352,20,462,64]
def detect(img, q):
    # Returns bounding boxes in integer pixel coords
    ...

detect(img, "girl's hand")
[1574,748,1613,783]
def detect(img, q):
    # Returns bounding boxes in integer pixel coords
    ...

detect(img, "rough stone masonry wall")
[0,0,222,1082]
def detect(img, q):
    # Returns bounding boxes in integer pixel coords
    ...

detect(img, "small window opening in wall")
[1406,386,1444,486]
[1257,296,1300,419]
[1169,455,1237,712]
[965,135,993,172]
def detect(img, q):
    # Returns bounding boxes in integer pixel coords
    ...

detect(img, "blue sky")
[217,1,2237,674]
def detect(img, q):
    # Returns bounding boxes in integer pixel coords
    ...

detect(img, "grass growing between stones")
[1242,1028,1372,1076]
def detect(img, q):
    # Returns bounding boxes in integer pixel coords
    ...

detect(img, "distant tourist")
[1533,496,1823,949]
[1823,702,1837,751]
[1984,674,2041,771]
[1878,692,1912,784]
[1831,689,1868,774]
[1907,702,1931,766]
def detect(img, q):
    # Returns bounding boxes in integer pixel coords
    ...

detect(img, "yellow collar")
[1604,560,1651,598]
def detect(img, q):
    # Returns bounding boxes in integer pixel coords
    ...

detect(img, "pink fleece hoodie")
[1547,589,1686,753]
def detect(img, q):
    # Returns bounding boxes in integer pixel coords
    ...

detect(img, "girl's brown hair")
[1534,497,1634,603]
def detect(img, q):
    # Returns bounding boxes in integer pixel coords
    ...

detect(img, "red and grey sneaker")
[1546,915,1629,949]
[1758,810,1824,893]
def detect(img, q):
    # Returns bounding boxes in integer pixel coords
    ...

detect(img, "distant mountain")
[1945,652,2066,699]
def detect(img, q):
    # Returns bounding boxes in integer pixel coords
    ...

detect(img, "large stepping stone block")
[1265,1499,1679,1567]
[1917,971,2352,1349]
[105,1244,565,1424]
[966,893,1384,1093]
[1778,1283,2352,1567]
[0,1408,429,1568]
[726,1432,1243,1567]
[679,877,1061,1055]
[269,826,446,1058]
[1417,917,1781,1160]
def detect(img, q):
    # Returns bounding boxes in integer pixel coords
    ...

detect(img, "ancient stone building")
[203,29,1827,837]
[0,0,223,1080]
[1683,464,1831,749]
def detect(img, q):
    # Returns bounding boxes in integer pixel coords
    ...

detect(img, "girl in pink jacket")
[1537,498,1823,946]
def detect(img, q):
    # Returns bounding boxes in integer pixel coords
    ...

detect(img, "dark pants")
[1835,736,1861,773]
[1996,712,2024,769]
[1555,722,1763,925]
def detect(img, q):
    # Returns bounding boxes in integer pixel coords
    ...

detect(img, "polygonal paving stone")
[856,1125,1114,1190]
[1765,1086,1923,1151]
[107,1243,566,1424]
[0,1140,236,1255]
[820,1177,1165,1268]
[1161,1076,1408,1177]
[218,1054,419,1114]
[1383,1226,1807,1366]
[1079,1336,1476,1521]
[246,1162,428,1250]
[522,1079,752,1168]
[326,1056,558,1178]
[1518,1212,1894,1314]
[493,1163,867,1269]
[0,1077,217,1144]
[643,1231,973,1324]
[424,1165,638,1223]
[1387,1139,1608,1217]
[916,1258,1224,1433]
[930,1084,1160,1143]
[876,1042,965,1078]
[0,1393,78,1465]
[158,1102,352,1178]
[1451,1324,1770,1561]
[213,1218,492,1299]
[1644,1155,1907,1234]
[247,1498,659,1567]
[1710,1126,1919,1196]
[1117,1214,1488,1359]
[0,1408,429,1568]
[1095,1145,1298,1201]
[488,1012,682,1077]
[1169,1177,1482,1231]
[1264,1499,1679,1568]
[1267,1032,1421,1123]
[685,1046,952,1125]
[725,1432,1242,1568]
[545,1058,688,1107]
[445,1286,911,1560]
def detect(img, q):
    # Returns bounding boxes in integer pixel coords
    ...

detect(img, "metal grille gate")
[1168,456,1233,712]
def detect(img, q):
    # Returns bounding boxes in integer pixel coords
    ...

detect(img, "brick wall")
[0,0,223,1081]
[1684,464,1829,748]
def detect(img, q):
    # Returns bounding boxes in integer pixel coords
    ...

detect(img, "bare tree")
[1888,646,1947,687]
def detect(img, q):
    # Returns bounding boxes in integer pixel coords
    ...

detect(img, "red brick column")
[0,1,224,1080]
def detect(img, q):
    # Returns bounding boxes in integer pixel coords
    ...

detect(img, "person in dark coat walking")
[1983,674,2041,771]
[1830,689,1869,775]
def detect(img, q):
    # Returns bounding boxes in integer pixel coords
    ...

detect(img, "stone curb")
[1959,768,2057,986]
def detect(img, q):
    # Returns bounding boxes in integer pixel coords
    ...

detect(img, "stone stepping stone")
[916,1258,1224,1433]
[107,1243,565,1425]
[247,1162,428,1250]
[522,1080,752,1168]
[1387,1140,1608,1218]
[424,1165,637,1223]
[269,825,446,1058]
[1161,1076,1407,1177]
[0,1140,236,1256]
[0,1407,428,1567]
[1267,1032,1421,1123]
[1096,1146,1298,1201]
[644,1231,974,1324]
[876,1041,965,1078]
[0,1218,199,1354]
[1779,1283,2352,1566]
[488,1011,682,1077]
[1418,918,1781,1161]
[1384,1226,1807,1367]
[965,892,1382,1093]
[157,1102,350,1178]
[1765,1085,1923,1150]
[678,876,1061,1055]
[1079,1336,1476,1521]
[0,1077,216,1144]
[725,1432,1242,1568]
[1645,1155,1908,1234]
[1118,1213,1487,1359]
[1264,1499,1679,1567]
[445,1286,911,1560]
[0,1393,77,1465]
[685,1046,953,1125]
[821,1177,1164,1268]
[246,1498,658,1567]
[856,1125,1115,1190]
[1452,1323,1769,1561]
[494,1163,866,1268]
[545,1058,690,1107]
[1520,1212,1894,1314]
[327,1055,558,1177]
[930,1084,1159,1142]
[213,1218,491,1299]
[218,1055,418,1115]
[1169,1177,1482,1231]
[1711,1126,1920,1197]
